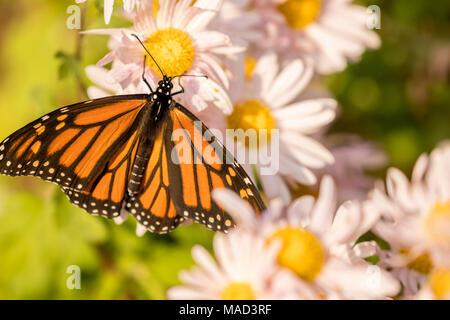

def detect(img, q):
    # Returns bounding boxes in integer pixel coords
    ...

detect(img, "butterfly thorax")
[149,76,174,121]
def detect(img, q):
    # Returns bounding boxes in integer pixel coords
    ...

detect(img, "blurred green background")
[0,0,448,299]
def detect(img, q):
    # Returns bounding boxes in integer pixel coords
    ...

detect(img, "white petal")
[309,175,337,235]
[104,0,114,24]
[266,59,314,109]
[328,201,362,244]
[113,208,128,225]
[252,53,278,96]
[87,86,109,99]
[353,241,378,258]
[212,189,257,228]
[136,223,147,236]
[280,132,334,168]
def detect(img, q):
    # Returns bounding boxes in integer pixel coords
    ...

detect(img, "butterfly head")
[156,76,173,96]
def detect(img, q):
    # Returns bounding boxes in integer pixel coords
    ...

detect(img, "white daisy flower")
[214,176,401,299]
[76,0,142,24]
[215,53,336,199]
[249,0,381,74]
[365,143,450,298]
[84,0,242,114]
[167,230,316,299]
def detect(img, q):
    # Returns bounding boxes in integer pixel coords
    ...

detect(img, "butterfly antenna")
[131,34,165,77]
[173,74,208,79]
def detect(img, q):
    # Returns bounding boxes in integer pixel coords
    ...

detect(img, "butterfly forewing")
[0,95,147,218]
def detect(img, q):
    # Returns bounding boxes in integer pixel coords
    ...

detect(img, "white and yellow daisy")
[365,143,450,298]
[84,0,242,114]
[166,229,317,299]
[213,176,400,299]
[250,0,381,74]
[216,53,336,199]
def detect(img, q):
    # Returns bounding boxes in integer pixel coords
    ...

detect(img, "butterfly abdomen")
[127,100,166,196]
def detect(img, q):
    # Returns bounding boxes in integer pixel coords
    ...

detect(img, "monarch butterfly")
[0,35,265,234]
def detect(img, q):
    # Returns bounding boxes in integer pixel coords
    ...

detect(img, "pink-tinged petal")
[319,258,400,299]
[186,10,217,34]
[321,13,380,50]
[211,45,246,55]
[266,59,314,109]
[213,233,237,278]
[287,195,315,227]
[195,53,229,88]
[85,65,120,92]
[96,52,115,68]
[280,110,336,135]
[86,86,109,99]
[273,99,335,119]
[353,241,378,258]
[328,201,362,244]
[279,154,317,185]
[281,132,334,168]
[411,153,429,183]
[212,189,257,228]
[191,245,226,285]
[123,0,136,13]
[178,268,221,290]
[194,0,223,11]
[260,173,291,202]
[358,201,381,238]
[194,31,231,50]
[252,53,279,95]
[309,175,337,235]
[113,208,128,225]
[135,223,147,236]
[386,168,416,212]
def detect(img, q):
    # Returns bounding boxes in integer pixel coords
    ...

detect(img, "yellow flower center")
[407,252,433,275]
[144,27,195,78]
[277,0,322,30]
[244,55,257,80]
[430,268,450,299]
[424,201,450,242]
[221,282,255,300]
[226,99,276,149]
[268,227,324,281]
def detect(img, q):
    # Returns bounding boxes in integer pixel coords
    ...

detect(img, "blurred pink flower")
[314,135,388,202]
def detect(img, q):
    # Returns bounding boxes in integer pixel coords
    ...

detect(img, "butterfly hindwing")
[166,103,265,232]
[0,95,147,218]
[124,116,184,233]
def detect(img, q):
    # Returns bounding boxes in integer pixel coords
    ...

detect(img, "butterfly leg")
[142,56,154,93]
[171,81,184,96]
